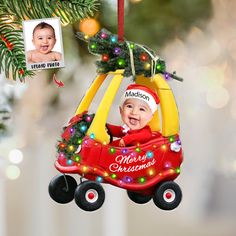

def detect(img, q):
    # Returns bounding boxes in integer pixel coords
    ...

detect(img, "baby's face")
[32,28,56,54]
[120,98,153,130]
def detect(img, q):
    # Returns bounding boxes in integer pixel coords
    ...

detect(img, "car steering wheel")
[105,124,113,143]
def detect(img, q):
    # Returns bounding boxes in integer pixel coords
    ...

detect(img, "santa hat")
[120,84,160,113]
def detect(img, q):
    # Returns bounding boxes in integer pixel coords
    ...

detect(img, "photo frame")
[23,17,65,70]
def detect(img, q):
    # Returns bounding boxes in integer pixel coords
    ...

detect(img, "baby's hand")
[119,139,125,147]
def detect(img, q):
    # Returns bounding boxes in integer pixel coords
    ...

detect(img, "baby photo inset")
[23,17,65,70]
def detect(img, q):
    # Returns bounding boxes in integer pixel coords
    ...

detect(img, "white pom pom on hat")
[120,84,160,113]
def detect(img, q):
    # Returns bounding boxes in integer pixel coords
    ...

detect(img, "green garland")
[0,0,99,81]
[77,29,183,81]
[57,112,94,160]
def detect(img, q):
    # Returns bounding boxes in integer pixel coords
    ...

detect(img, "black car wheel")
[127,190,152,204]
[153,181,182,210]
[48,174,77,204]
[74,181,105,211]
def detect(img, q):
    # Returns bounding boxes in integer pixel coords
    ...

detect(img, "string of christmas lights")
[56,109,181,186]
[57,112,95,159]
[77,29,183,81]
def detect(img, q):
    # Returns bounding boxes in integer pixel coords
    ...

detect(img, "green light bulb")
[117,58,125,67]
[90,43,97,49]
[111,173,117,179]
[169,136,175,143]
[156,64,162,70]
[139,177,146,183]
[176,167,181,174]
[130,43,135,49]
[109,147,116,154]
[74,155,80,162]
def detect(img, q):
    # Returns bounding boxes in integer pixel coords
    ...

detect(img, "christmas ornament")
[49,72,183,212]
[79,18,100,36]
[49,0,184,212]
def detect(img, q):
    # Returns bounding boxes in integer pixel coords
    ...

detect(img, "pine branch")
[0,22,34,80]
[0,0,99,24]
[0,0,99,81]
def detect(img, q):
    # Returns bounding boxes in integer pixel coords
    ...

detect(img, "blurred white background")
[0,0,236,236]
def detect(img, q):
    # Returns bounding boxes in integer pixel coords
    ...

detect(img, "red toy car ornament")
[49,71,183,211]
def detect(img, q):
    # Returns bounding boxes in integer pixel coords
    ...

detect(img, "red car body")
[55,132,183,195]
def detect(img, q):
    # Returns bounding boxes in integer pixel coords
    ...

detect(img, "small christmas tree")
[77,29,183,81]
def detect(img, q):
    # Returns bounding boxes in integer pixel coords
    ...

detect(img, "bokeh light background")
[0,0,236,236]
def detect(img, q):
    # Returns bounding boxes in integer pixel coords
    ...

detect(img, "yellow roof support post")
[153,74,179,136]
[75,73,108,115]
[87,70,124,144]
